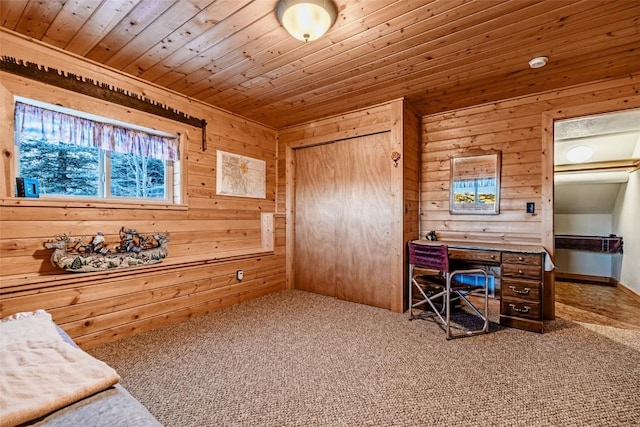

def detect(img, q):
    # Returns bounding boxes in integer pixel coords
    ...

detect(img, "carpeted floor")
[89,290,640,426]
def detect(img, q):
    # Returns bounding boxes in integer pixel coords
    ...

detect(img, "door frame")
[283,99,407,312]
[541,102,640,320]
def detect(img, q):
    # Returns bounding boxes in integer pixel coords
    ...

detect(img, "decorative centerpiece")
[44,227,169,272]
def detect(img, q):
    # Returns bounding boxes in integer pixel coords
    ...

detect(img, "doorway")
[553,108,640,329]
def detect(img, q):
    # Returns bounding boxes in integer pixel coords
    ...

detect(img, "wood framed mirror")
[450,152,501,214]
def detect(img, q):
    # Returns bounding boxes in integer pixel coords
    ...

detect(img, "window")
[14,99,180,203]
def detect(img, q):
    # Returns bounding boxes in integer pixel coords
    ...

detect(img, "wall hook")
[391,151,401,167]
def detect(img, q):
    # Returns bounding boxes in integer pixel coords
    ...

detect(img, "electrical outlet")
[526,202,535,214]
[236,270,243,281]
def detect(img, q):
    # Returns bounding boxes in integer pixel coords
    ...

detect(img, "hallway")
[555,281,640,330]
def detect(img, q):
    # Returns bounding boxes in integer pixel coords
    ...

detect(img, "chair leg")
[410,277,447,325]
[445,276,452,339]
[445,270,490,339]
[408,265,414,320]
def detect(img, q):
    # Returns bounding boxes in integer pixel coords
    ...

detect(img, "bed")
[0,310,161,427]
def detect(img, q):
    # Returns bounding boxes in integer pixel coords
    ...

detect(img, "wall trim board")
[284,144,295,291]
[618,281,640,305]
[555,272,617,286]
[389,100,405,312]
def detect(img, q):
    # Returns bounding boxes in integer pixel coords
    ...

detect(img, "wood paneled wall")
[278,99,419,313]
[402,102,421,309]
[421,73,640,245]
[421,72,640,318]
[0,31,285,349]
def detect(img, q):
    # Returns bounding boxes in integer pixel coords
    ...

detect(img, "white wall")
[612,169,640,295]
[555,214,616,277]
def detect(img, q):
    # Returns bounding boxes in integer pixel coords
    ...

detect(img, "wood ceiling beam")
[555,159,640,173]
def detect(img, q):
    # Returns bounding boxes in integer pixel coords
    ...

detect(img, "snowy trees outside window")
[110,152,165,199]
[14,99,179,202]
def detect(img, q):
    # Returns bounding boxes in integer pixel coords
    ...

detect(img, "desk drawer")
[501,298,541,320]
[502,264,542,280]
[503,253,542,267]
[448,249,500,264]
[502,278,540,301]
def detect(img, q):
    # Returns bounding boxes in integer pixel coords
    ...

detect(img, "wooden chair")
[408,242,489,339]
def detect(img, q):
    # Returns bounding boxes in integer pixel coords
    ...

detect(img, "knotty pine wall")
[421,72,640,316]
[402,101,421,309]
[421,73,640,245]
[278,99,419,313]
[0,31,285,349]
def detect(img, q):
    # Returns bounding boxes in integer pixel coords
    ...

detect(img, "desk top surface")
[410,239,547,255]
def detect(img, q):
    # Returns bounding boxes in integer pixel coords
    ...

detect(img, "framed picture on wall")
[450,151,501,214]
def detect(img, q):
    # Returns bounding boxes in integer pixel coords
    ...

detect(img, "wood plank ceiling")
[1,0,639,129]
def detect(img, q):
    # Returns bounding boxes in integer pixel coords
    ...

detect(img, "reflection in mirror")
[450,152,501,214]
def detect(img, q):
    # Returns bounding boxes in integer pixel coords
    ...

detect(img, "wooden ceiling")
[1,0,639,128]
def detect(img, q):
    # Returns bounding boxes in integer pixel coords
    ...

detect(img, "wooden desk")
[410,240,551,333]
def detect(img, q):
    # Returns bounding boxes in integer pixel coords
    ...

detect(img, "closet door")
[294,132,393,309]
[294,142,338,296]
[335,132,393,309]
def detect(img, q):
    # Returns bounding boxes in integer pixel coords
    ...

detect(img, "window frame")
[12,96,183,206]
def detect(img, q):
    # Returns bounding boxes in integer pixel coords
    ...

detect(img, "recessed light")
[566,145,594,163]
[529,56,548,69]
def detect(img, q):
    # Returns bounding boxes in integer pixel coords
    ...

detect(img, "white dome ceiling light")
[566,145,594,163]
[528,56,548,69]
[276,0,338,42]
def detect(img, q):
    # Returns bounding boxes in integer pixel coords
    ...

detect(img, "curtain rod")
[1,56,208,151]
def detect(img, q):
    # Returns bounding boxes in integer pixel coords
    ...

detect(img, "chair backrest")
[408,242,449,272]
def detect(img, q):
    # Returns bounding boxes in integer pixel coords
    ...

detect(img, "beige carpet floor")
[89,290,640,426]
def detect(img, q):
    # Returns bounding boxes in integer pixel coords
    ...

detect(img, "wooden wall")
[278,102,395,290]
[421,73,640,245]
[421,72,640,318]
[3,29,638,348]
[278,99,419,313]
[0,31,285,349]
[402,101,421,308]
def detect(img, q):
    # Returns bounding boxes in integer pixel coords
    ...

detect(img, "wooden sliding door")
[294,132,393,309]
[294,142,338,297]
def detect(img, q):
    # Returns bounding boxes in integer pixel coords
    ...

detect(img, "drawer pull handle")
[509,304,531,313]
[518,270,524,275]
[509,286,531,295]
[518,256,524,261]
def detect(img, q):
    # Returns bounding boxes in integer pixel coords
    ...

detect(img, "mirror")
[450,152,501,214]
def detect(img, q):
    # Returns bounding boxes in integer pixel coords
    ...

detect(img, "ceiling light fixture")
[528,56,548,69]
[276,0,338,42]
[566,145,594,163]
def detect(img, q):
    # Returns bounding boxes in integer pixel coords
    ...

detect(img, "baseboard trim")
[556,272,617,286]
[618,282,640,305]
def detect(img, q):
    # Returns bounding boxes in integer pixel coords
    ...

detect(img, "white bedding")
[0,311,120,427]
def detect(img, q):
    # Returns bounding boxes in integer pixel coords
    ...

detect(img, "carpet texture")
[89,290,640,426]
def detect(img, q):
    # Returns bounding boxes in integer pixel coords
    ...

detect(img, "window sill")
[0,197,188,210]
